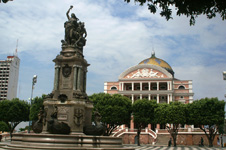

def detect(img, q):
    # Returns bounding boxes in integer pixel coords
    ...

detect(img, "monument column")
[83,69,87,93]
[53,65,60,90]
[77,66,83,91]
[73,65,78,90]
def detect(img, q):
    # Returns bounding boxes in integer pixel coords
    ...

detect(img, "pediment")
[118,64,173,80]
[123,68,167,79]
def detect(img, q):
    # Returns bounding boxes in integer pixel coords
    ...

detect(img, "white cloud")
[0,0,226,101]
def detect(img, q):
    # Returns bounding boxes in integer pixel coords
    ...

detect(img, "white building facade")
[104,52,194,105]
[0,55,20,100]
[104,52,195,144]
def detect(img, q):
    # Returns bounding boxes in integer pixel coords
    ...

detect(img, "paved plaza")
[124,145,225,150]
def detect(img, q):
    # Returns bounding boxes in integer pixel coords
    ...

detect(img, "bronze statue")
[63,5,87,50]
[47,105,71,134]
[32,107,45,133]
[83,111,105,136]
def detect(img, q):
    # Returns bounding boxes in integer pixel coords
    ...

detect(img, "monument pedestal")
[0,133,134,150]
[42,99,93,134]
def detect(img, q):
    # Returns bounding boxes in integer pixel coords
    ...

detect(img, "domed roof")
[139,51,174,76]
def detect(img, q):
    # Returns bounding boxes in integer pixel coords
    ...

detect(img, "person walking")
[199,137,204,147]
[217,137,220,146]
[168,138,172,147]
[221,135,223,148]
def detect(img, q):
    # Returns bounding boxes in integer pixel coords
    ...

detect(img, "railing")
[147,128,157,139]
[112,127,157,140]
[112,127,126,137]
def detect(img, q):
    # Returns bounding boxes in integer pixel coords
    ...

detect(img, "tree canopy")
[187,97,225,147]
[0,121,9,132]
[155,101,186,146]
[29,95,44,121]
[0,98,30,138]
[89,93,132,136]
[133,99,157,146]
[124,0,226,25]
[0,0,13,3]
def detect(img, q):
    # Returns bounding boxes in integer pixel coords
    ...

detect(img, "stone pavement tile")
[123,145,226,150]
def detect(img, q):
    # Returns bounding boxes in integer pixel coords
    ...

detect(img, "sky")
[0,0,226,102]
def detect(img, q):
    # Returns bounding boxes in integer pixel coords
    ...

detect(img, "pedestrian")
[199,137,204,147]
[217,137,220,146]
[221,135,223,147]
[168,138,172,147]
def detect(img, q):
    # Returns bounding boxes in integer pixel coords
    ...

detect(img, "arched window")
[111,86,117,90]
[178,85,185,89]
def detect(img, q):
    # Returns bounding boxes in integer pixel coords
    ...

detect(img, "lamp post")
[28,75,37,133]
[223,71,226,98]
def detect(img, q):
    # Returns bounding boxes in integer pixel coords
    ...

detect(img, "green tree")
[0,121,9,132]
[29,95,45,121]
[124,0,226,25]
[155,102,186,147]
[19,126,30,132]
[0,98,30,139]
[133,99,157,146]
[0,0,13,3]
[187,97,225,147]
[89,93,132,136]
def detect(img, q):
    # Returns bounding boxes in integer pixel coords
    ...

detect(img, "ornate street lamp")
[28,75,37,133]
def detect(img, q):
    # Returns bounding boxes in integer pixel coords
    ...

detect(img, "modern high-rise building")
[0,55,20,100]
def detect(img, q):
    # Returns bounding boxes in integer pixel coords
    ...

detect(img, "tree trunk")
[167,124,178,147]
[208,137,213,147]
[201,126,216,147]
[10,128,13,141]
[172,134,177,147]
[137,127,141,146]
[8,122,20,141]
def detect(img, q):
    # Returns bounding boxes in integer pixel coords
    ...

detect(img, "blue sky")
[0,0,226,101]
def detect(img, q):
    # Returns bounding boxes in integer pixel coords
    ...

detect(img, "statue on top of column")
[62,5,87,51]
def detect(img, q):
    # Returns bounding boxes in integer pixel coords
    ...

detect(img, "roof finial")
[151,50,155,58]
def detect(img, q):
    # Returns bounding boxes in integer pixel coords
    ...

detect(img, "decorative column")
[157,124,160,129]
[140,94,142,99]
[157,94,159,103]
[157,82,159,91]
[83,69,87,92]
[130,118,134,129]
[77,66,83,92]
[148,124,151,129]
[122,82,124,91]
[140,82,142,91]
[148,94,151,100]
[119,82,121,91]
[131,94,134,104]
[148,82,151,91]
[132,82,134,91]
[73,65,78,90]
[167,94,170,104]
[53,65,60,90]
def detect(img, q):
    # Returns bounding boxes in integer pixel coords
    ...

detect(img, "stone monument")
[41,5,92,135]
[0,6,134,150]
